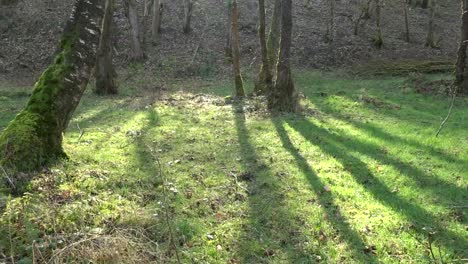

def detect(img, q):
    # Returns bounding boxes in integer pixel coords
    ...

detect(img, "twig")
[1,165,15,190]
[155,158,181,264]
[435,88,456,137]
[76,123,85,142]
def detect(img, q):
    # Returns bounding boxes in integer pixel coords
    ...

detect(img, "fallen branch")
[435,88,456,137]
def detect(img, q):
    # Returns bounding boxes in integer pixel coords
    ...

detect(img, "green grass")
[0,71,467,263]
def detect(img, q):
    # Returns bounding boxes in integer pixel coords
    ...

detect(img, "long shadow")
[233,103,314,262]
[271,119,378,263]
[305,98,467,205]
[309,95,467,168]
[285,118,468,256]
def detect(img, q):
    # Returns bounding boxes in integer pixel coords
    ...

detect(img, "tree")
[124,0,145,60]
[425,0,436,48]
[253,0,272,94]
[152,0,164,43]
[325,0,336,43]
[267,0,282,79]
[225,0,233,59]
[403,0,410,42]
[268,0,296,112]
[95,0,117,95]
[373,0,383,48]
[230,0,245,97]
[183,0,195,34]
[0,0,104,190]
[455,0,468,95]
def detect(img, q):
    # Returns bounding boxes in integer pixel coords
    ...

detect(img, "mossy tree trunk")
[455,0,468,95]
[254,0,272,94]
[183,0,194,34]
[267,0,282,81]
[152,0,163,43]
[0,0,104,189]
[268,0,296,112]
[124,0,145,60]
[231,0,245,97]
[95,0,117,95]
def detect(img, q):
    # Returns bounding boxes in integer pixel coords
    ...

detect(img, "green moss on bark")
[0,30,78,179]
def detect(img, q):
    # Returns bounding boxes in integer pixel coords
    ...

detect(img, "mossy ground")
[0,71,467,263]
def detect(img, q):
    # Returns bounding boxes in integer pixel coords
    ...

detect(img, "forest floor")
[0,71,467,263]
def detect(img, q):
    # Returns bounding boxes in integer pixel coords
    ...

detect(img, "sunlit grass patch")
[0,71,467,263]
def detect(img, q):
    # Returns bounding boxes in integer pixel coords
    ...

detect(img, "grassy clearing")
[0,71,467,263]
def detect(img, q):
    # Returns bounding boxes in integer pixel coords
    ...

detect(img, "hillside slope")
[0,0,461,81]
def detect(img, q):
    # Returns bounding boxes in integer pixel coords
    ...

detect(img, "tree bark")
[254,0,272,94]
[325,0,336,43]
[0,0,104,189]
[225,0,233,60]
[152,0,163,43]
[403,0,410,42]
[95,0,117,95]
[124,0,145,61]
[267,0,282,81]
[425,0,436,48]
[268,0,296,112]
[373,0,383,48]
[183,0,194,34]
[231,0,245,97]
[455,0,468,94]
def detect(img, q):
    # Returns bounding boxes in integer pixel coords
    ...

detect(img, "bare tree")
[95,0,117,95]
[0,0,104,189]
[455,0,468,94]
[325,0,336,43]
[425,0,436,48]
[124,0,145,60]
[373,0,383,48]
[254,0,272,94]
[225,0,233,59]
[152,0,164,43]
[403,0,410,42]
[231,0,245,96]
[268,0,296,112]
[267,0,282,80]
[183,0,195,33]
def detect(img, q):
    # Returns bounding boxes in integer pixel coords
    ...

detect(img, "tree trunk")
[0,0,104,190]
[455,0,468,95]
[267,0,282,81]
[425,0,436,48]
[231,0,245,97]
[124,0,145,61]
[95,0,117,95]
[325,0,336,43]
[152,0,163,43]
[268,0,296,112]
[183,0,194,34]
[403,0,410,42]
[225,1,233,60]
[254,0,272,94]
[373,0,383,48]
[421,0,429,8]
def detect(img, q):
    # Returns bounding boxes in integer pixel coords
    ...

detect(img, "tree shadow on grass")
[233,103,315,263]
[284,117,467,257]
[233,103,379,262]
[271,118,379,263]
